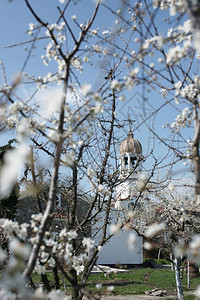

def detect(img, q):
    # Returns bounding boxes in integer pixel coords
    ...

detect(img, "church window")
[124,157,128,165]
[131,157,137,167]
[56,194,62,208]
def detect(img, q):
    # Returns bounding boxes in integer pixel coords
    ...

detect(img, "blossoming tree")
[1,0,200,299]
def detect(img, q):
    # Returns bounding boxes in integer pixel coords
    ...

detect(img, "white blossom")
[160,88,168,97]
[157,57,164,63]
[48,129,60,142]
[189,235,200,262]
[65,151,75,167]
[138,172,148,182]
[34,263,46,275]
[67,230,78,241]
[129,67,139,77]
[93,44,102,52]
[0,291,16,300]
[143,242,152,250]
[127,232,137,251]
[64,243,73,261]
[10,238,30,259]
[168,183,174,190]
[166,40,192,64]
[29,23,34,31]
[97,184,107,194]
[195,286,200,299]
[79,84,91,96]
[82,56,89,63]
[48,290,68,300]
[107,285,114,291]
[136,173,148,191]
[40,86,63,115]
[97,245,102,252]
[174,245,184,258]
[0,145,30,196]
[82,237,95,253]
[90,29,98,35]
[93,101,103,114]
[109,223,121,235]
[0,249,6,263]
[102,47,108,56]
[145,223,166,238]
[102,30,109,35]
[59,228,67,239]
[110,79,121,90]
[17,119,32,142]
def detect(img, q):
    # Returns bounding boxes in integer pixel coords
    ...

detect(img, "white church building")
[97,129,144,265]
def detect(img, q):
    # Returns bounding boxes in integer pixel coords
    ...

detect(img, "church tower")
[115,129,143,211]
[96,128,144,265]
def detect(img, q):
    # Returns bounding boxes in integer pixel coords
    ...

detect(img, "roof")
[119,130,142,155]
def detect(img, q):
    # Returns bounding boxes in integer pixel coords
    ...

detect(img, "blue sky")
[0,0,120,80]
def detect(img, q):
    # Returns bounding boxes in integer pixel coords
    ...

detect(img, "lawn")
[86,268,200,296]
[32,267,200,298]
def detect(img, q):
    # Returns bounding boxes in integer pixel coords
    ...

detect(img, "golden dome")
[119,130,142,155]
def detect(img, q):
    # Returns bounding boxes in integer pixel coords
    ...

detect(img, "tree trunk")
[158,248,161,260]
[53,266,60,290]
[173,258,184,300]
[70,269,80,300]
[41,273,51,291]
[191,107,200,194]
[71,284,80,300]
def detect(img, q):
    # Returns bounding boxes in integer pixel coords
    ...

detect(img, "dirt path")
[100,295,175,300]
[100,291,194,299]
[66,295,176,299]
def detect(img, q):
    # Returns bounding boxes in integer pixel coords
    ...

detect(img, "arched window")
[124,157,128,165]
[56,194,62,208]
[131,156,137,167]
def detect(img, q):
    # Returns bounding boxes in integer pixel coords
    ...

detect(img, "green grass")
[32,268,200,297]
[86,269,175,295]
[86,268,152,295]
[143,257,171,265]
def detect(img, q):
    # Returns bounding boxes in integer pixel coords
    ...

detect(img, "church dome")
[119,130,142,155]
